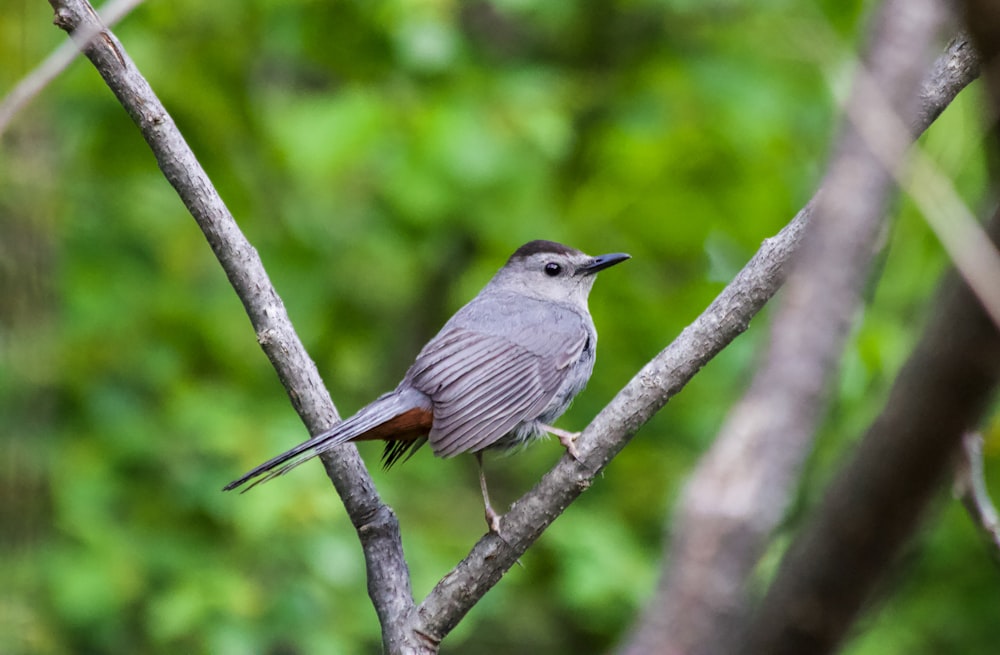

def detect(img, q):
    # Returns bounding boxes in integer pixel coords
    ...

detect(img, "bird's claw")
[558,431,582,460]
[543,424,582,460]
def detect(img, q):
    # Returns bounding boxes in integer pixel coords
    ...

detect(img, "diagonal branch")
[415,12,977,646]
[45,2,418,652]
[412,198,815,642]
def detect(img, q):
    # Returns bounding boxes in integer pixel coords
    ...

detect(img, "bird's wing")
[405,321,587,457]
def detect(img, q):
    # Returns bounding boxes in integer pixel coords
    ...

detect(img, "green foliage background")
[2,0,998,653]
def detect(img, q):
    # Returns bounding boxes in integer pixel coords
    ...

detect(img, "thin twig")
[955,432,1000,564]
[0,0,145,137]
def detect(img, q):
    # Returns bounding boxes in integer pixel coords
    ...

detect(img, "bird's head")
[490,240,630,306]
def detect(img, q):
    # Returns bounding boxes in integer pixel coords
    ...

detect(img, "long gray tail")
[223,389,427,492]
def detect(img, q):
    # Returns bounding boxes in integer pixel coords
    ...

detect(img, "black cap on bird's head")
[507,240,631,276]
[507,240,582,263]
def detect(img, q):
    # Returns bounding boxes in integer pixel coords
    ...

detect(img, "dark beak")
[578,252,631,275]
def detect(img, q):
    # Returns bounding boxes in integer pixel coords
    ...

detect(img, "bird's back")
[403,290,594,457]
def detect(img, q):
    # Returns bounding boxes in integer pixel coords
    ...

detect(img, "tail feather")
[223,389,431,492]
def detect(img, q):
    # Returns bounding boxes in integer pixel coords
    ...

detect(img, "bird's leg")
[476,452,502,533]
[543,424,582,460]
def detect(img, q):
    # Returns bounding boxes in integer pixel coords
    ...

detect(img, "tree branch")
[46,2,419,652]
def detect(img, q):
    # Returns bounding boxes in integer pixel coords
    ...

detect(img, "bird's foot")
[477,452,503,534]
[544,424,582,460]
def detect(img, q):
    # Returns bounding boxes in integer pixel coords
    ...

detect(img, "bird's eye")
[544,262,562,277]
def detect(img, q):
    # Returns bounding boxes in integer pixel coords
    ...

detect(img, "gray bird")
[224,240,629,530]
